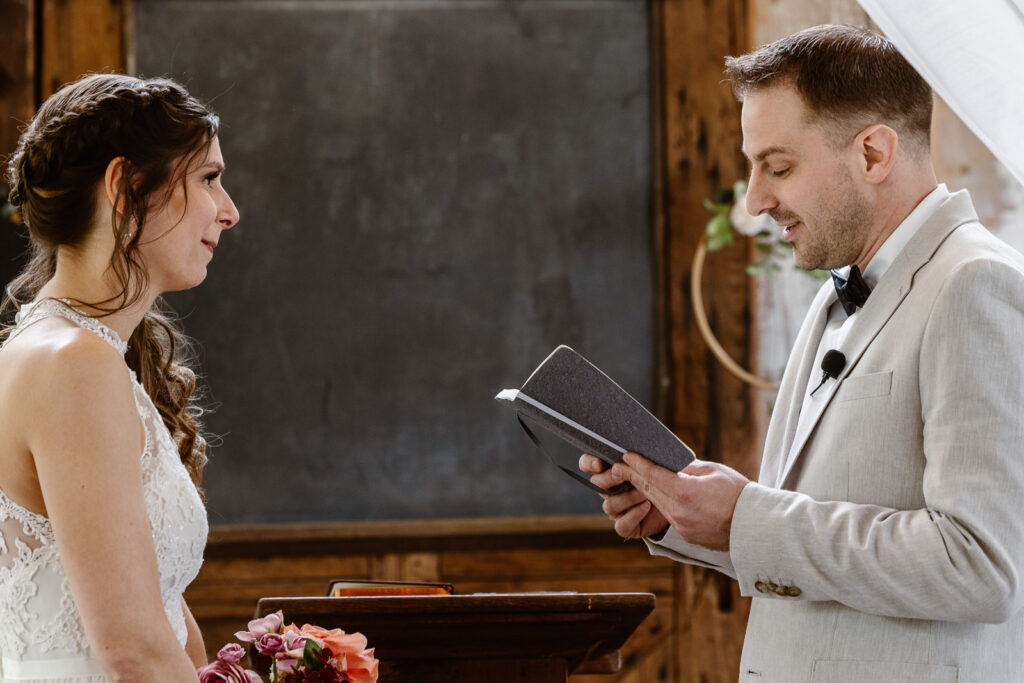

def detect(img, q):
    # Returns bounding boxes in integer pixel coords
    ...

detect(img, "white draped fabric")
[857,0,1024,188]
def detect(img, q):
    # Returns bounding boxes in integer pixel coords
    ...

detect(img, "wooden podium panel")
[256,592,655,682]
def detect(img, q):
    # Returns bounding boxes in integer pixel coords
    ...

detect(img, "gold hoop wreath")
[690,234,781,392]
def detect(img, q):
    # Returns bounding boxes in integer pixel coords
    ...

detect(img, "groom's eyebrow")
[746,145,795,163]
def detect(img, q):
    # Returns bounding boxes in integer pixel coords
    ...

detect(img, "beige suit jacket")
[650,190,1024,682]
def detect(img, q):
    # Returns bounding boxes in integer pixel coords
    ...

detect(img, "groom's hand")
[610,453,750,551]
[579,453,670,539]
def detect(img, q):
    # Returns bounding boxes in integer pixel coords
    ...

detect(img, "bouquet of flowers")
[197,611,379,683]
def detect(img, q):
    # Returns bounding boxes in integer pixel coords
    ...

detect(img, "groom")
[582,24,1024,682]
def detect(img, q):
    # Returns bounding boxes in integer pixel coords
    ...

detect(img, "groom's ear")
[854,124,899,184]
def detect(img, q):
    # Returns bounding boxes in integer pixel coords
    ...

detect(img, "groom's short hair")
[725,24,933,157]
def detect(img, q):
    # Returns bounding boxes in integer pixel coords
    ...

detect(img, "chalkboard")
[134,0,653,523]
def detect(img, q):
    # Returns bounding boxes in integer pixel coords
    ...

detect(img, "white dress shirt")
[795,184,951,431]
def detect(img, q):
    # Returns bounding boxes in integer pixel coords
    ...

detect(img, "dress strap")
[12,298,128,356]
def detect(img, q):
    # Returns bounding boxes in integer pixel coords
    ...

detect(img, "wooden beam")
[657,0,755,680]
[0,0,34,163]
[0,0,34,282]
[659,0,758,471]
[39,0,126,99]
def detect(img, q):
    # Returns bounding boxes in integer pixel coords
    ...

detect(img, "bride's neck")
[35,246,155,341]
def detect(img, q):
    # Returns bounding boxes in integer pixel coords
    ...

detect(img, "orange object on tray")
[328,580,454,597]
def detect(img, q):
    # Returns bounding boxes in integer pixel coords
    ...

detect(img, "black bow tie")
[830,265,871,316]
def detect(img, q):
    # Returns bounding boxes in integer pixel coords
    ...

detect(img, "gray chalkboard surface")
[134,0,652,524]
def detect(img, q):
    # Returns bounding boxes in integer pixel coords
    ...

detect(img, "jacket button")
[755,581,769,593]
[786,586,802,597]
[773,584,787,596]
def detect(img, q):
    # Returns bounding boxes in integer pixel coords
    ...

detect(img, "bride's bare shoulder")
[2,318,137,434]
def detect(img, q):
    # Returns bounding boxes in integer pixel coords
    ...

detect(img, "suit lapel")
[775,190,979,489]
[761,281,836,487]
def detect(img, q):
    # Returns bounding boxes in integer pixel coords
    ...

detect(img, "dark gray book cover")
[496,346,694,479]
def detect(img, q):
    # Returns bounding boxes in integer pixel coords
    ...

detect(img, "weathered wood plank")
[675,564,750,683]
[442,545,666,577]
[659,0,755,680]
[39,0,125,98]
[660,0,759,471]
[0,0,34,161]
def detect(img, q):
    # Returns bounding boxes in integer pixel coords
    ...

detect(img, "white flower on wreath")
[729,183,776,237]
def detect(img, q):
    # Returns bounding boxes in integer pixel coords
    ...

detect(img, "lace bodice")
[0,299,208,680]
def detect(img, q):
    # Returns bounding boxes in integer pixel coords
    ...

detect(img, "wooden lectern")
[255,592,655,682]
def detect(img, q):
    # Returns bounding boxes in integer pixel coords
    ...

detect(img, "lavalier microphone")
[810,350,846,396]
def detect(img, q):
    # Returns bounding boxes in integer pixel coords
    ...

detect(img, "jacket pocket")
[834,370,892,403]
[811,659,957,682]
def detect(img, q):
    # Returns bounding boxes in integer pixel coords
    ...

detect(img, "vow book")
[496,345,694,493]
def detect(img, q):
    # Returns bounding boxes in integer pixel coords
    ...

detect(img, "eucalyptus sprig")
[703,180,827,280]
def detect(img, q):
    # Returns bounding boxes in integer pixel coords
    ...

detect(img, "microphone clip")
[810,349,847,396]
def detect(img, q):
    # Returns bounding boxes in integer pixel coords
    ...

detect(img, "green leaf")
[745,264,762,276]
[705,214,734,251]
[702,199,717,212]
[732,179,748,198]
[303,638,325,672]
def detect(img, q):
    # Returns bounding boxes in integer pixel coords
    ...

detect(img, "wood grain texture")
[39,0,124,98]
[0,0,34,163]
[187,518,680,681]
[659,0,759,474]
[658,0,756,677]
[0,0,33,287]
[255,593,655,669]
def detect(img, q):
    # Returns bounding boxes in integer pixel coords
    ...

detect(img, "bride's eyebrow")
[199,161,225,173]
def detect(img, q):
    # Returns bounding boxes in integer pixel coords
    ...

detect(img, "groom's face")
[741,83,874,271]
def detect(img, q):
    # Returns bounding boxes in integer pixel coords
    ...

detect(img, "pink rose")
[235,610,284,642]
[255,632,285,655]
[217,643,246,664]
[196,659,263,683]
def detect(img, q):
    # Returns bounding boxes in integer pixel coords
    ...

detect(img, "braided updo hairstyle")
[3,73,221,498]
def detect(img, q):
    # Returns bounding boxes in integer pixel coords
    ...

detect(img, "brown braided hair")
[3,73,220,499]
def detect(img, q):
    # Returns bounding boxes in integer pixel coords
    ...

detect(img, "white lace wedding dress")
[0,299,209,681]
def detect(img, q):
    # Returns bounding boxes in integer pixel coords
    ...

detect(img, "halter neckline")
[13,298,129,356]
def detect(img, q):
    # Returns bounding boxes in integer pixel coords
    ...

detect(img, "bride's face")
[136,136,239,293]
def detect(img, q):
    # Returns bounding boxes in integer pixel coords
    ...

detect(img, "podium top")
[256,592,655,673]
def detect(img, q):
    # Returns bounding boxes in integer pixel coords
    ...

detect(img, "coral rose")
[288,624,379,683]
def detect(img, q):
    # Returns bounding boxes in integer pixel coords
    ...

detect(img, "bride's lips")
[201,239,217,254]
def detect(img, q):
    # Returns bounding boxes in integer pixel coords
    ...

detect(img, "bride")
[0,73,239,681]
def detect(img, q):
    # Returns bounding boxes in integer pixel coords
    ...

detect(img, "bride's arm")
[182,598,207,668]
[25,334,200,681]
